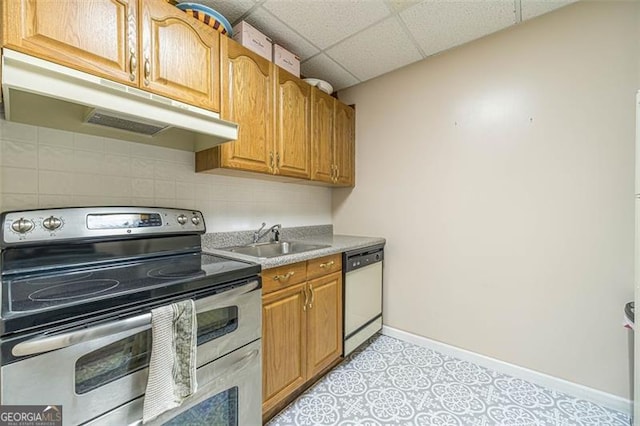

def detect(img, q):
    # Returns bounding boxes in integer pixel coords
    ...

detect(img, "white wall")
[0,119,331,232]
[334,1,640,398]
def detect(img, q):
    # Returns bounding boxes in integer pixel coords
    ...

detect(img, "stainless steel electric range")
[0,207,262,426]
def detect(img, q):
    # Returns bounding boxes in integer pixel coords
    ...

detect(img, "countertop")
[202,226,385,268]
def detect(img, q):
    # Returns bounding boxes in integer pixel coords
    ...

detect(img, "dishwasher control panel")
[344,244,384,272]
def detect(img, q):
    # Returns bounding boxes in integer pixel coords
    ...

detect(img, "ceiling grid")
[193,0,577,91]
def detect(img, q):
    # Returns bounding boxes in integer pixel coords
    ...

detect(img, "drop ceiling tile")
[300,54,360,91]
[386,0,424,13]
[243,7,320,60]
[196,0,257,25]
[400,1,517,56]
[326,17,422,82]
[262,0,391,49]
[521,0,577,20]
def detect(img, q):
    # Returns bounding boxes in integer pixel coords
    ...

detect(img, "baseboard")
[381,325,632,416]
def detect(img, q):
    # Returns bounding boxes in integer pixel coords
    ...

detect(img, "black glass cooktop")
[2,253,260,334]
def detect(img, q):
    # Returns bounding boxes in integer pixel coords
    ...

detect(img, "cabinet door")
[3,0,137,85]
[219,38,274,173]
[306,272,343,379]
[262,282,307,414]
[310,88,335,184]
[334,101,355,186]
[275,68,310,178]
[140,0,220,111]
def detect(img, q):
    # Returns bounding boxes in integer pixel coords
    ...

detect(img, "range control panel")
[1,207,205,246]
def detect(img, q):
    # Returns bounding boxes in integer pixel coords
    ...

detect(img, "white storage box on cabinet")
[273,44,300,77]
[232,21,272,61]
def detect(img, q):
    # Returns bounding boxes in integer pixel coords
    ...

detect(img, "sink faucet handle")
[253,222,267,243]
[271,224,281,242]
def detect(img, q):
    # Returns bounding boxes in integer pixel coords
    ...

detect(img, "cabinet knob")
[129,49,137,81]
[143,57,150,86]
[269,152,274,172]
[308,284,314,309]
[302,287,309,311]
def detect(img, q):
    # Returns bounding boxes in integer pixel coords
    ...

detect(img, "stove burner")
[146,263,208,280]
[28,279,120,302]
[26,271,93,286]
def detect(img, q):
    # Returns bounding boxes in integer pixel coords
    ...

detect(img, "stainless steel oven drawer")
[86,339,261,426]
[1,281,261,426]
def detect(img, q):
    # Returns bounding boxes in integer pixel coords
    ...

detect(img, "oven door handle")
[12,280,260,357]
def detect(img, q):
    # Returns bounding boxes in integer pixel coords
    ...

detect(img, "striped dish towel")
[142,299,198,423]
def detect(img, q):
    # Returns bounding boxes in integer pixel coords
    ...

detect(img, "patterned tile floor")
[268,334,631,426]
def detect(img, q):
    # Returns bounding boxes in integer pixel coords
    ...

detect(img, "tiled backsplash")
[0,119,332,232]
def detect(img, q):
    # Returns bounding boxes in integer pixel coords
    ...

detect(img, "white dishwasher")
[343,244,384,356]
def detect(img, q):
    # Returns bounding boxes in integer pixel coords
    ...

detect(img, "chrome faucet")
[253,222,281,243]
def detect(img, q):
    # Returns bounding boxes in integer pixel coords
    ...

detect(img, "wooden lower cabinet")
[306,272,343,378]
[262,256,343,420]
[262,282,307,415]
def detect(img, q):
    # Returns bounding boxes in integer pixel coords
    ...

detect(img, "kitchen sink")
[221,241,330,259]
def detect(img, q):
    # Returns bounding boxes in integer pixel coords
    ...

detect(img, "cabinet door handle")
[143,57,150,86]
[302,287,309,311]
[273,271,295,281]
[129,49,137,81]
[308,284,314,309]
[319,260,335,269]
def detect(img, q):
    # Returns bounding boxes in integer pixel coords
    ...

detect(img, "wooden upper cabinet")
[3,0,222,112]
[310,88,335,184]
[310,87,355,187]
[275,68,310,179]
[197,40,314,180]
[334,101,355,186]
[2,0,138,85]
[140,0,219,111]
[215,37,274,173]
[191,37,355,185]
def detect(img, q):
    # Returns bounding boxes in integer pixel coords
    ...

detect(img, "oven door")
[1,280,260,426]
[86,339,261,426]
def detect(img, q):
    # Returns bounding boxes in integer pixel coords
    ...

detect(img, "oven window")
[76,330,151,394]
[164,387,238,426]
[75,306,239,394]
[197,306,238,345]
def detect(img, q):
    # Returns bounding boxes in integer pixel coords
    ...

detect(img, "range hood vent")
[85,109,168,136]
[1,49,238,152]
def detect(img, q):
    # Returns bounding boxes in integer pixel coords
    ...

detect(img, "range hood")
[1,49,238,151]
